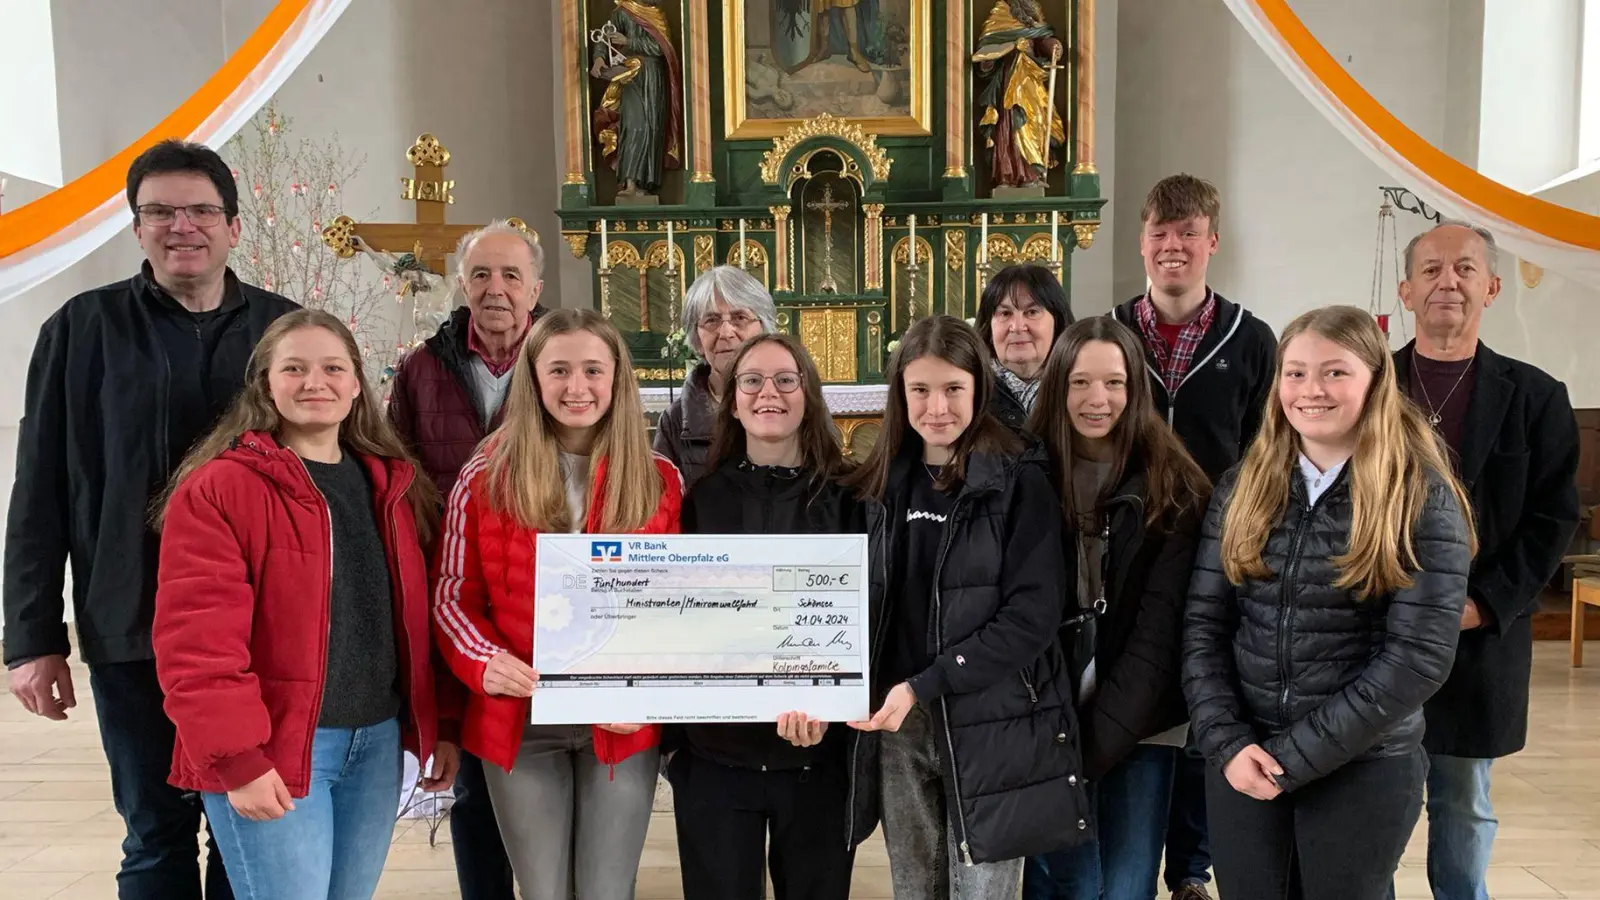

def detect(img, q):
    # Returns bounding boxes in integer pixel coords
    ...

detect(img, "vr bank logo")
[590,541,623,563]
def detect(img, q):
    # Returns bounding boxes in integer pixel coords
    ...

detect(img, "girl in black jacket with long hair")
[843,315,1087,900]
[1184,306,1476,900]
[1019,318,1210,900]
[671,333,863,900]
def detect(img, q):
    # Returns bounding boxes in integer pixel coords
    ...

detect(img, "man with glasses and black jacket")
[4,140,296,900]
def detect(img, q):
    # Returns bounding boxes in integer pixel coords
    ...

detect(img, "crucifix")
[321,133,525,277]
[806,182,852,294]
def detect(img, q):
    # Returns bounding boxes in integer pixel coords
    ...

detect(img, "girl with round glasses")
[668,333,865,900]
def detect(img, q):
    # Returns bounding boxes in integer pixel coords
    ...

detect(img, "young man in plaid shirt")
[1113,174,1277,900]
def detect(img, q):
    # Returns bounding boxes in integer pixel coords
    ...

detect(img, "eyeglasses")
[136,204,227,227]
[735,371,802,394]
[698,312,758,331]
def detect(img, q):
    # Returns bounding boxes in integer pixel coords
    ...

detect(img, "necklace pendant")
[1428,412,1443,427]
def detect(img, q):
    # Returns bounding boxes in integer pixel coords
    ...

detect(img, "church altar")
[555,0,1106,426]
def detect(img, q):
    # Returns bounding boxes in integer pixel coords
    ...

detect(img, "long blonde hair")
[1220,305,1476,597]
[154,310,441,543]
[483,308,662,531]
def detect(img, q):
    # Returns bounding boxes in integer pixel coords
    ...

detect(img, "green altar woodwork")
[556,0,1105,389]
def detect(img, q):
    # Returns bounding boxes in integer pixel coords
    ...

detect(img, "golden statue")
[973,0,1066,188]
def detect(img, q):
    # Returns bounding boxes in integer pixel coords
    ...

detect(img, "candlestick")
[599,217,609,264]
[666,219,675,257]
[980,212,989,264]
[1050,211,1060,263]
[738,218,747,268]
[909,213,917,253]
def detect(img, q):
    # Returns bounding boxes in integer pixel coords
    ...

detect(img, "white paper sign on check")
[529,533,872,725]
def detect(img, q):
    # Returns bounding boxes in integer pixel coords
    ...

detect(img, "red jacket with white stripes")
[154,432,456,797]
[433,450,683,772]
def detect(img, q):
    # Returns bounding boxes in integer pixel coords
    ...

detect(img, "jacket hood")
[220,430,414,505]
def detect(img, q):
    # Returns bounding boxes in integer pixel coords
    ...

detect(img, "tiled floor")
[1,645,1597,899]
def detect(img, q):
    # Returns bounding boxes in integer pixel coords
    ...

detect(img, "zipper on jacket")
[931,498,976,867]
[1276,496,1315,727]
[1148,304,1245,428]
[289,449,337,780]
[382,469,424,754]
[1019,669,1038,705]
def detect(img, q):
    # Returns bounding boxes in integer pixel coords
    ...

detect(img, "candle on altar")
[738,218,747,267]
[908,214,917,263]
[666,220,675,268]
[599,218,608,265]
[1050,211,1060,262]
[980,213,989,264]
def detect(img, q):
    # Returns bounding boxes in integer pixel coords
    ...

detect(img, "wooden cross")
[321,133,523,276]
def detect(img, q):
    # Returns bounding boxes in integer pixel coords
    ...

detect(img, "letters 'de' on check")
[529,534,872,725]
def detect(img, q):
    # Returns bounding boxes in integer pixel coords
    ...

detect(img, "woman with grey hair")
[653,265,775,488]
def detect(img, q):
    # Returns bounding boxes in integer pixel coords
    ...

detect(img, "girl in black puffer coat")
[669,333,864,900]
[1183,306,1476,900]
[1021,318,1212,900]
[843,316,1089,900]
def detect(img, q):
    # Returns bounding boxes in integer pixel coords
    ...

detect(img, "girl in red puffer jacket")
[154,310,460,900]
[433,308,682,900]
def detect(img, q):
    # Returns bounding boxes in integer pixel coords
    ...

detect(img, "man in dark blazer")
[1394,220,1580,900]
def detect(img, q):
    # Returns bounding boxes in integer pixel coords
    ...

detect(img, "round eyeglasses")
[734,371,802,394]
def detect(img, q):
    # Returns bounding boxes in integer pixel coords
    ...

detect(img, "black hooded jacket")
[846,441,1091,864]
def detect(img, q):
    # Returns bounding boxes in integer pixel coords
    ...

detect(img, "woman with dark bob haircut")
[975,264,1074,431]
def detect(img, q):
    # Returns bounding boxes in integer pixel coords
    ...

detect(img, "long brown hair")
[1029,318,1210,527]
[844,315,1023,500]
[155,310,441,543]
[483,308,663,532]
[706,333,853,482]
[1220,305,1476,597]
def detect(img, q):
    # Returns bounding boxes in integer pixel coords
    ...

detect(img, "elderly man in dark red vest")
[387,218,546,900]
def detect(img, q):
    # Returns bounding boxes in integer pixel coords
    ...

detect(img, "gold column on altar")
[943,0,967,179]
[1075,0,1098,175]
[863,203,884,291]
[561,3,584,186]
[770,206,791,292]
[688,0,714,183]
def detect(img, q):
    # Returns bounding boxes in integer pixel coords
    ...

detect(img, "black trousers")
[1205,750,1426,900]
[88,661,232,900]
[667,747,856,900]
[450,749,516,900]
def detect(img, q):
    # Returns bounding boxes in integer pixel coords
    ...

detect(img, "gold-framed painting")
[723,0,932,139]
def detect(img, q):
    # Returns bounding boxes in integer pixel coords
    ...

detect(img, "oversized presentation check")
[529,533,871,725]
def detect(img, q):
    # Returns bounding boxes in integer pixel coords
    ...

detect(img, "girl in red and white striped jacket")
[433,308,681,900]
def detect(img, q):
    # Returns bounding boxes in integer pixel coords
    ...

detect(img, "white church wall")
[1480,170,1600,409]
[1068,0,1119,318]
[1478,0,1582,194]
[1110,0,1456,333]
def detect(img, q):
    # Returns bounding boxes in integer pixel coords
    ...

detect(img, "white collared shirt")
[1298,453,1348,506]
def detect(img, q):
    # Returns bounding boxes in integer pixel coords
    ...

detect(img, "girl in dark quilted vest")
[431,308,682,900]
[153,310,458,900]
[1183,305,1477,900]
[1020,318,1211,900]
[668,333,865,899]
[841,315,1089,900]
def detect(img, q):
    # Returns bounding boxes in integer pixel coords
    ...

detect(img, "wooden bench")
[1574,575,1600,667]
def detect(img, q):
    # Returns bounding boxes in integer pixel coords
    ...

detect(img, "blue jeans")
[202,718,402,900]
[89,661,233,900]
[1394,754,1495,900]
[1023,744,1177,900]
